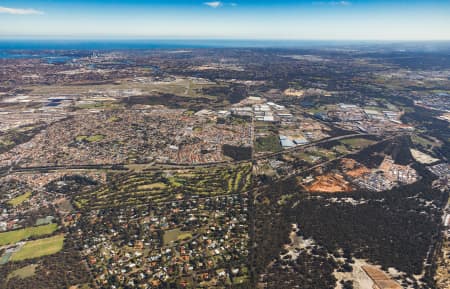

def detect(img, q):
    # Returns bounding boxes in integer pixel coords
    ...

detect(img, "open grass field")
[340,138,376,149]
[0,223,58,246]
[75,134,105,142]
[411,134,437,148]
[163,228,193,245]
[294,151,319,164]
[7,191,32,207]
[410,149,439,164]
[6,264,37,282]
[10,234,64,262]
[233,275,249,285]
[255,135,282,153]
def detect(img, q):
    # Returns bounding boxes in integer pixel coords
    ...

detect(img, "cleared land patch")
[341,158,371,178]
[307,174,352,193]
[361,266,402,289]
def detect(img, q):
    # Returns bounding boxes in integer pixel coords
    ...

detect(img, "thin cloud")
[332,1,351,6]
[0,6,44,15]
[313,1,352,6]
[204,1,223,8]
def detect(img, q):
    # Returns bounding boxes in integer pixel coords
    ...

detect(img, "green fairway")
[75,134,105,142]
[74,164,252,210]
[7,191,32,207]
[10,235,64,261]
[0,223,58,246]
[411,134,436,148]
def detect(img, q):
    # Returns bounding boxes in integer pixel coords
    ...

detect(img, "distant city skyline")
[1,0,450,40]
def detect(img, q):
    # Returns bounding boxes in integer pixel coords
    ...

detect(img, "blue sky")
[0,1,449,40]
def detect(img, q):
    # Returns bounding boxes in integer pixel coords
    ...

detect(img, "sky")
[0,0,449,40]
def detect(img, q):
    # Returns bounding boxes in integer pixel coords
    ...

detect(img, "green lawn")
[75,134,105,142]
[136,182,168,190]
[163,229,192,245]
[233,276,249,285]
[10,234,64,261]
[107,116,122,123]
[167,176,183,188]
[334,145,350,154]
[8,191,32,207]
[0,139,15,147]
[340,138,376,149]
[87,134,105,142]
[255,135,282,153]
[411,134,435,148]
[0,223,58,246]
[295,152,317,164]
[76,102,109,110]
[6,264,37,282]
[177,232,193,241]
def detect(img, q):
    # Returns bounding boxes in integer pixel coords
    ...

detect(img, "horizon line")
[1,37,450,42]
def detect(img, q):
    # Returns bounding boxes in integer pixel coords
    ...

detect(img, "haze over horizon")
[0,0,449,41]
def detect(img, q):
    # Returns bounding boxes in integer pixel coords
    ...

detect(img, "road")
[3,133,374,175]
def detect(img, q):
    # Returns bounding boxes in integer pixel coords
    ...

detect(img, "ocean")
[0,39,339,62]
[0,39,449,59]
[0,39,341,51]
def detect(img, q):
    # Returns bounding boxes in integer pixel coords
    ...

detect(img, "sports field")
[0,223,58,246]
[10,234,64,262]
